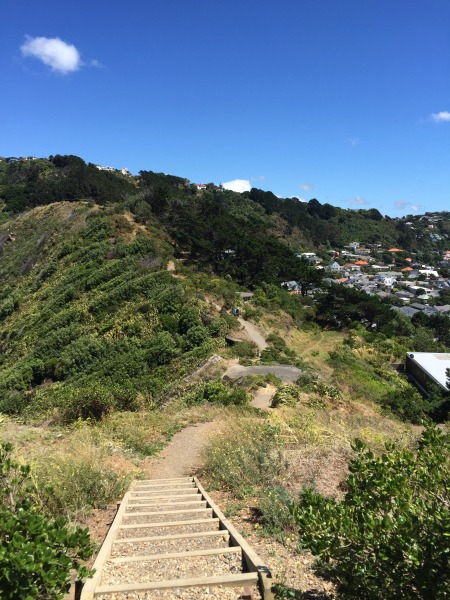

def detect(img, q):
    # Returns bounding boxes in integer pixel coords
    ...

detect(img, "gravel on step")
[122,510,212,525]
[110,534,230,558]
[96,583,261,599]
[102,552,243,585]
[117,522,218,539]
[125,502,205,513]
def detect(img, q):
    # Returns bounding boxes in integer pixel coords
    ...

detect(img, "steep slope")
[0,203,228,420]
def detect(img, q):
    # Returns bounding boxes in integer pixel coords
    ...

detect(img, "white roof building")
[406,352,450,391]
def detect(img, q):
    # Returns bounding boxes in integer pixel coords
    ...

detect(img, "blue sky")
[2,0,450,216]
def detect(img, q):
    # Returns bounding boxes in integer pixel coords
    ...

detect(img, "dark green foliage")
[290,425,450,599]
[0,156,135,212]
[184,381,250,406]
[0,443,93,599]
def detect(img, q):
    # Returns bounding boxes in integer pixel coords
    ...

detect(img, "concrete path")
[224,364,302,382]
[237,317,268,351]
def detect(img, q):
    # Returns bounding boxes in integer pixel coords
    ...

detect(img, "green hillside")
[0,202,232,421]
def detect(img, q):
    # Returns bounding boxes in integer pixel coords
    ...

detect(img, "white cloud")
[347,195,367,207]
[430,111,450,123]
[394,200,419,213]
[221,179,251,193]
[21,36,82,74]
[292,196,307,202]
[300,182,313,191]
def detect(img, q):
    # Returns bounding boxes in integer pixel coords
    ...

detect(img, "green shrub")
[290,425,450,599]
[271,383,301,408]
[184,381,250,407]
[0,443,93,599]
[230,340,258,359]
[258,485,294,535]
[204,422,286,498]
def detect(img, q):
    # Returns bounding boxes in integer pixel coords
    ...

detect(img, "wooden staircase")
[79,477,273,599]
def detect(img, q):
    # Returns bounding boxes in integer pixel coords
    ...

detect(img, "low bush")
[184,380,250,407]
[203,421,286,498]
[290,425,450,599]
[0,443,93,599]
[271,383,301,408]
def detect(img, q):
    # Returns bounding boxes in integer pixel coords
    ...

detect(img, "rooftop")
[407,352,450,389]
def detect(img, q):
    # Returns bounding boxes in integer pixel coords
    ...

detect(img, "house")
[236,292,254,302]
[326,261,343,273]
[405,352,450,393]
[394,306,420,318]
[196,183,207,191]
[296,252,321,264]
[343,263,361,272]
[281,281,301,291]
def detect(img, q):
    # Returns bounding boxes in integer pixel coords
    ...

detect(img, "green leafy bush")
[271,383,301,407]
[290,425,450,599]
[204,422,286,498]
[0,443,93,599]
[184,381,250,406]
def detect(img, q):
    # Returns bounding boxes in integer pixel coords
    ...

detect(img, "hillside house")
[405,352,450,394]
[326,261,343,273]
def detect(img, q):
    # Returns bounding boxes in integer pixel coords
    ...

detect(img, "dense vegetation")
[291,425,450,599]
[0,203,231,421]
[0,442,93,599]
[0,155,449,598]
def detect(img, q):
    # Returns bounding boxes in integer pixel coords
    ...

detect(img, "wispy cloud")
[430,111,450,123]
[221,179,251,193]
[20,36,93,74]
[347,195,367,207]
[347,137,359,147]
[300,182,313,191]
[394,200,419,213]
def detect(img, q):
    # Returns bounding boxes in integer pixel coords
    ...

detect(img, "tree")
[290,425,450,599]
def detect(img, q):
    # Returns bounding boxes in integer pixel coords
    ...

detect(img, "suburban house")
[405,352,450,394]
[326,261,343,273]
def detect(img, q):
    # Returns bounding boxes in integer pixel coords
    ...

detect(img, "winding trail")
[144,422,219,479]
[223,364,302,382]
[237,317,268,351]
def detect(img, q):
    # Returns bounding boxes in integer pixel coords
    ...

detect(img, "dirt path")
[143,422,219,479]
[251,384,277,409]
[224,364,302,382]
[237,317,268,351]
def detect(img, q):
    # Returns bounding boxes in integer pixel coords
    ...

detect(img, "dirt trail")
[143,422,219,479]
[237,317,268,351]
[251,384,277,409]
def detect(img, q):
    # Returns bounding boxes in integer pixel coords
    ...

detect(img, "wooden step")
[80,477,273,599]
[107,546,241,564]
[94,572,259,595]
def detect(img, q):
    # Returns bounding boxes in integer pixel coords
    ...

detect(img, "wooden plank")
[94,573,259,595]
[129,493,200,502]
[119,517,219,530]
[126,499,206,508]
[194,476,274,600]
[80,491,132,600]
[135,477,193,483]
[112,530,230,545]
[123,507,212,518]
[108,546,241,564]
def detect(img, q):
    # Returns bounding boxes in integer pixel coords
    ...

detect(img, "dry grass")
[273,400,415,499]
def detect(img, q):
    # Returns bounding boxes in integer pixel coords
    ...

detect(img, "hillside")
[0,202,231,421]
[0,156,449,599]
